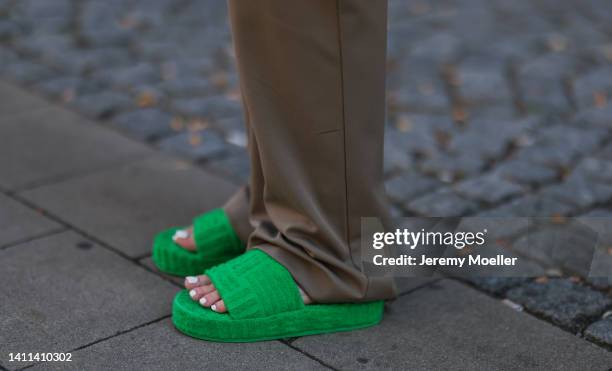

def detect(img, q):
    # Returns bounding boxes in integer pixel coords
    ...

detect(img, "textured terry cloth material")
[152,209,245,276]
[227,0,397,302]
[172,249,384,342]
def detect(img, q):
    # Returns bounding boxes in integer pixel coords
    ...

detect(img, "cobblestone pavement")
[2,84,610,371]
[1,0,612,357]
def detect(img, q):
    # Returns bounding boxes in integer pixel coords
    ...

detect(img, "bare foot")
[172,227,196,251]
[184,274,312,313]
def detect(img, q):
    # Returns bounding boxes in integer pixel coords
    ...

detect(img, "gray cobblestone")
[579,209,612,247]
[481,194,575,217]
[385,172,441,202]
[158,77,215,97]
[491,35,542,61]
[0,47,18,66]
[171,96,242,120]
[420,152,486,180]
[456,69,512,105]
[79,2,134,47]
[455,173,524,204]
[540,177,612,210]
[2,59,54,85]
[409,33,463,65]
[15,34,73,61]
[573,66,612,109]
[2,0,612,350]
[449,118,528,161]
[159,58,217,79]
[465,277,530,296]
[384,132,414,173]
[459,51,508,74]
[585,316,612,348]
[462,104,517,122]
[514,146,575,169]
[92,63,160,89]
[538,124,605,156]
[211,116,247,138]
[573,157,612,183]
[0,20,22,41]
[71,91,133,119]
[406,188,479,217]
[574,104,612,129]
[386,20,433,62]
[513,125,606,168]
[494,159,559,186]
[205,150,250,185]
[512,222,599,275]
[13,0,71,20]
[587,248,612,290]
[518,54,575,113]
[157,129,230,161]
[111,108,175,141]
[55,47,132,75]
[389,76,451,113]
[33,76,98,100]
[386,114,456,160]
[506,279,612,333]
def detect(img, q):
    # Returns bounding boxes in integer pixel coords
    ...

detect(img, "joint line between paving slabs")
[0,227,68,251]
[8,152,155,195]
[280,340,340,371]
[135,259,185,288]
[4,192,173,281]
[7,192,135,263]
[16,315,172,371]
[398,278,442,297]
[2,80,242,191]
[0,104,50,121]
[5,192,185,290]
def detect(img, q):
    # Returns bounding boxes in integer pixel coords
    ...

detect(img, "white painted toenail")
[189,289,197,298]
[211,304,217,311]
[200,297,207,305]
[186,276,198,284]
[173,230,189,240]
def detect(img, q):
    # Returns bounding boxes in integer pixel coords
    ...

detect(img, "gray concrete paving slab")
[0,97,152,191]
[0,80,53,117]
[20,155,237,257]
[31,319,327,371]
[292,280,612,370]
[0,193,62,248]
[2,0,612,360]
[139,256,185,286]
[395,277,437,295]
[0,231,178,370]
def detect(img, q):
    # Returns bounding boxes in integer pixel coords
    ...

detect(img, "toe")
[299,286,313,304]
[184,274,212,289]
[199,290,221,307]
[172,227,196,251]
[188,284,215,300]
[211,300,227,313]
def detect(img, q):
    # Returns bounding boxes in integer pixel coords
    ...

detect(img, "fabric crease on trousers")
[222,0,397,303]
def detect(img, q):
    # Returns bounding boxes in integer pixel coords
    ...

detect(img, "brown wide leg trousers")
[222,0,396,303]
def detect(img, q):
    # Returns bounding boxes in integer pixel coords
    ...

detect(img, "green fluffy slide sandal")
[172,249,384,342]
[152,208,245,276]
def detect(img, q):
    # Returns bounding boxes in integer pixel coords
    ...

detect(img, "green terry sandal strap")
[206,249,304,320]
[172,249,385,342]
[152,208,245,277]
[193,208,243,258]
